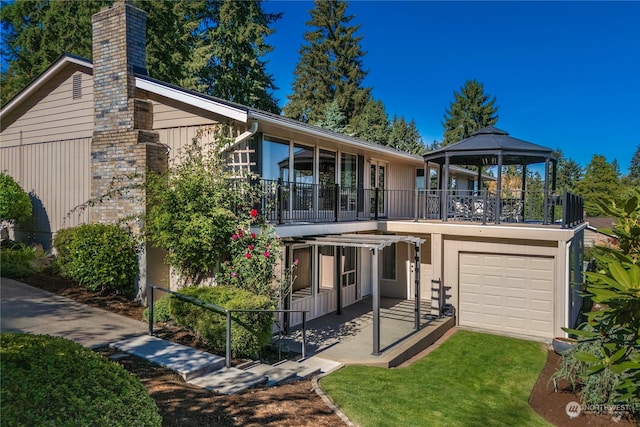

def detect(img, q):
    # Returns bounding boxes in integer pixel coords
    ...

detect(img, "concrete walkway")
[1,278,148,348]
[0,278,342,394]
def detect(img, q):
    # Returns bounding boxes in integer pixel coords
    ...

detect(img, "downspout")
[234,119,259,145]
[564,239,572,338]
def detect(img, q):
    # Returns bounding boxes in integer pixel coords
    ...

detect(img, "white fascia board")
[250,111,422,163]
[135,77,248,123]
[1,56,92,120]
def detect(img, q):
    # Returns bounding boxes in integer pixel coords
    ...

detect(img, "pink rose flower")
[251,233,256,239]
[231,234,238,241]
[264,251,270,258]
[250,209,258,218]
[246,253,252,259]
[248,244,254,250]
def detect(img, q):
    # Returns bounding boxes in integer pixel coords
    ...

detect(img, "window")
[342,246,357,287]
[318,246,335,293]
[292,246,313,300]
[416,169,425,190]
[382,243,396,280]
[261,137,289,181]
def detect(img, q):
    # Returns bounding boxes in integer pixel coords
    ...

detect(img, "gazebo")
[423,126,558,224]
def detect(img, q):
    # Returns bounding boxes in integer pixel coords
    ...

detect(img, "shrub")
[53,224,138,296]
[143,295,174,323]
[171,285,274,358]
[0,333,161,427]
[0,243,38,278]
[0,172,32,224]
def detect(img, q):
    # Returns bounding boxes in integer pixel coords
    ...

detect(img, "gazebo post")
[521,164,527,221]
[477,163,482,193]
[551,160,558,223]
[496,153,503,224]
[543,157,550,225]
[443,155,450,221]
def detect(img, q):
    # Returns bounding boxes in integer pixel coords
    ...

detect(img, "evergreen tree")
[198,0,281,113]
[283,0,370,125]
[348,98,389,144]
[576,154,621,217]
[1,0,110,104]
[316,100,347,133]
[1,0,281,112]
[628,145,640,184]
[554,149,583,193]
[441,79,499,145]
[389,115,425,155]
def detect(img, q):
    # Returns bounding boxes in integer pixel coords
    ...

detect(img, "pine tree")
[1,0,281,113]
[576,154,621,216]
[348,98,389,144]
[283,0,370,125]
[1,0,110,105]
[389,116,425,155]
[441,79,499,145]
[316,100,347,133]
[554,149,583,193]
[198,0,281,113]
[628,145,640,184]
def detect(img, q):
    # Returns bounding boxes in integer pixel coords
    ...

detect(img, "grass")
[319,330,551,427]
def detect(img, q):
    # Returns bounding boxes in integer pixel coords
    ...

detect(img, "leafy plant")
[1,333,161,427]
[53,224,138,296]
[0,172,32,224]
[561,189,640,410]
[171,285,274,358]
[146,126,262,285]
[0,243,40,278]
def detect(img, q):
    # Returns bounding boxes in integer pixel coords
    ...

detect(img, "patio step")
[243,362,298,386]
[188,367,268,394]
[273,356,343,379]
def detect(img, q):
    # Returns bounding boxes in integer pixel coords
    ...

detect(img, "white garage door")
[459,253,554,340]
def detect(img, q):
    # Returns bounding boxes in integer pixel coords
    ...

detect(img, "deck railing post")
[148,285,154,335]
[374,188,379,220]
[334,183,340,222]
[277,178,284,225]
[414,188,419,222]
[226,311,232,368]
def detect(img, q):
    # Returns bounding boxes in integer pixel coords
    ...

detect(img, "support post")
[334,183,340,222]
[543,157,550,225]
[277,178,284,225]
[302,311,307,359]
[226,311,232,368]
[443,156,450,221]
[372,248,380,355]
[148,285,154,335]
[414,243,421,330]
[336,245,342,315]
[374,188,379,220]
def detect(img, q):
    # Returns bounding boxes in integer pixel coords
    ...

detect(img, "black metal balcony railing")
[247,179,584,229]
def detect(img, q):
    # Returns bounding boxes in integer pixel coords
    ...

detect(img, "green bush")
[0,333,161,427]
[0,243,38,278]
[0,172,32,224]
[143,295,174,323]
[171,285,274,358]
[53,224,138,296]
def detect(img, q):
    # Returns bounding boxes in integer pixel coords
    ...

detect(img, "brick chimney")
[90,0,167,303]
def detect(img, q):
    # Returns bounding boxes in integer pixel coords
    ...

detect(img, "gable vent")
[72,74,82,99]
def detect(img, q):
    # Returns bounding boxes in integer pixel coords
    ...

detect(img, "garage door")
[459,253,554,340]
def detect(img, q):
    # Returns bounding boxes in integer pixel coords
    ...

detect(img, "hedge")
[0,333,161,427]
[171,285,274,358]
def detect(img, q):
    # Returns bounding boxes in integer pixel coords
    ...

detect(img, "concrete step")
[110,335,225,380]
[243,363,298,386]
[189,367,267,395]
[274,356,343,379]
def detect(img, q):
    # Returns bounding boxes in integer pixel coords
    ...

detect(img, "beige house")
[0,1,586,348]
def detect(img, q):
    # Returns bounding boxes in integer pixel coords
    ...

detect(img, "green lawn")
[319,330,551,427]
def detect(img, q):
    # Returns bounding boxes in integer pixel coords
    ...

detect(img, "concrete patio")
[276,297,455,368]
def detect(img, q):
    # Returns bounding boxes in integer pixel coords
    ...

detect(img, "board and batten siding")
[0,137,91,247]
[1,68,94,147]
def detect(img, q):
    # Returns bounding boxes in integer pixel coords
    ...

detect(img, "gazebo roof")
[423,126,557,166]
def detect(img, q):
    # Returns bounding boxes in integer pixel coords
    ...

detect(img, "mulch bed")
[17,271,638,426]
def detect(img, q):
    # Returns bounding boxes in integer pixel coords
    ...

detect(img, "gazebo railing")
[419,189,584,227]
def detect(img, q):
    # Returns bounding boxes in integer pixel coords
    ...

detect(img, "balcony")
[253,179,584,229]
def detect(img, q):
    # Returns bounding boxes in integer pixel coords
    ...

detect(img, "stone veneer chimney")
[90,0,167,303]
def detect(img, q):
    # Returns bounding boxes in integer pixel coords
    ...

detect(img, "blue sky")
[262,1,640,174]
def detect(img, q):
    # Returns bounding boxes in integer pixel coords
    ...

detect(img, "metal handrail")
[148,285,308,368]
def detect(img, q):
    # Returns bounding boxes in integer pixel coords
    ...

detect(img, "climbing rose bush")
[217,210,282,297]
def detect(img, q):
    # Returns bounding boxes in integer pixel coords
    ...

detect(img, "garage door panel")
[459,253,554,340]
